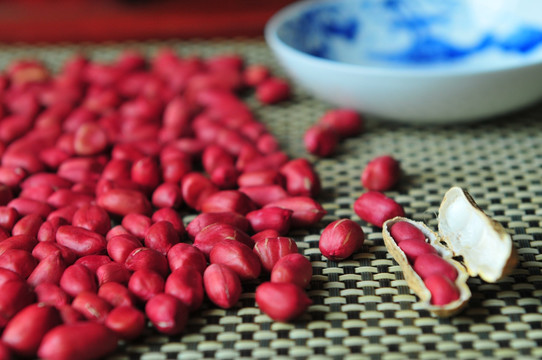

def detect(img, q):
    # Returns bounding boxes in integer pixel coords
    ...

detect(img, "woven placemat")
[1,39,541,360]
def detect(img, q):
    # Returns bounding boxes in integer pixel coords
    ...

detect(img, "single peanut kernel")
[319,219,364,261]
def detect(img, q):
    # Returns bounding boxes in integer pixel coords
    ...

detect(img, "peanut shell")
[382,187,518,317]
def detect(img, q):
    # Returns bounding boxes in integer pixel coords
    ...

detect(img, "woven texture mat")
[1,39,542,360]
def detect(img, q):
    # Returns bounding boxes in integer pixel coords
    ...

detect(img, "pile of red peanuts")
[0,49,335,359]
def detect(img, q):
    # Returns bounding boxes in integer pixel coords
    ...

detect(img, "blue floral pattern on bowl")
[278,0,542,68]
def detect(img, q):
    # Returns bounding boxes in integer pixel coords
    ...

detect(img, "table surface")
[1,38,541,360]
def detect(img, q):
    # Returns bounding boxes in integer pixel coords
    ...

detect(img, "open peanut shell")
[382,187,518,317]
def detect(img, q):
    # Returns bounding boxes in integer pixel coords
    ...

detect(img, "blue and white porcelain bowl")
[265,0,542,123]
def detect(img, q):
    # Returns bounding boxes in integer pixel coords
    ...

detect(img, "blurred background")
[0,0,296,43]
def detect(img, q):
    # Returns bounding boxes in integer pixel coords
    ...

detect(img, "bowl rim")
[265,0,542,78]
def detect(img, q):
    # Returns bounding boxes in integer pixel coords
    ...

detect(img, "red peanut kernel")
[210,239,262,280]
[264,196,326,228]
[144,221,180,255]
[361,155,401,191]
[186,212,249,239]
[72,291,112,323]
[60,264,97,297]
[167,243,207,274]
[128,269,165,302]
[1,303,61,358]
[279,158,321,198]
[238,185,289,208]
[318,109,363,138]
[105,306,146,340]
[193,223,254,257]
[304,125,339,157]
[151,208,185,238]
[413,253,458,282]
[255,282,312,322]
[251,229,280,243]
[145,293,189,335]
[319,219,365,261]
[97,188,152,216]
[353,191,405,228]
[256,77,291,104]
[122,213,152,239]
[424,274,461,305]
[98,282,135,308]
[35,283,70,307]
[253,237,298,273]
[397,239,438,263]
[37,322,118,360]
[271,253,313,289]
[165,267,204,312]
[124,247,169,277]
[203,264,242,309]
[389,221,426,243]
[246,207,293,235]
[200,190,256,215]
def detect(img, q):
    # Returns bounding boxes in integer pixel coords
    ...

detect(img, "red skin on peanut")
[238,185,289,208]
[318,109,363,138]
[97,188,152,216]
[398,240,438,263]
[389,221,426,243]
[424,274,461,305]
[319,219,365,261]
[0,280,36,322]
[165,267,204,312]
[353,191,404,228]
[1,303,61,358]
[98,282,135,308]
[105,306,146,340]
[11,214,43,238]
[35,283,70,307]
[55,225,107,257]
[72,204,111,235]
[128,269,165,302]
[107,234,142,264]
[72,291,112,322]
[122,213,152,239]
[246,207,293,235]
[203,264,242,309]
[414,253,458,282]
[304,125,339,157]
[200,190,256,215]
[251,229,280,243]
[167,243,207,274]
[145,293,188,335]
[151,207,185,237]
[144,221,180,255]
[0,249,37,278]
[27,254,66,287]
[124,247,169,277]
[37,322,118,360]
[279,158,321,198]
[186,212,249,239]
[0,234,38,255]
[59,264,97,298]
[264,196,326,228]
[256,77,291,104]
[253,237,298,272]
[271,253,313,289]
[255,282,312,322]
[96,262,131,285]
[361,155,401,191]
[193,222,254,256]
[210,239,261,280]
